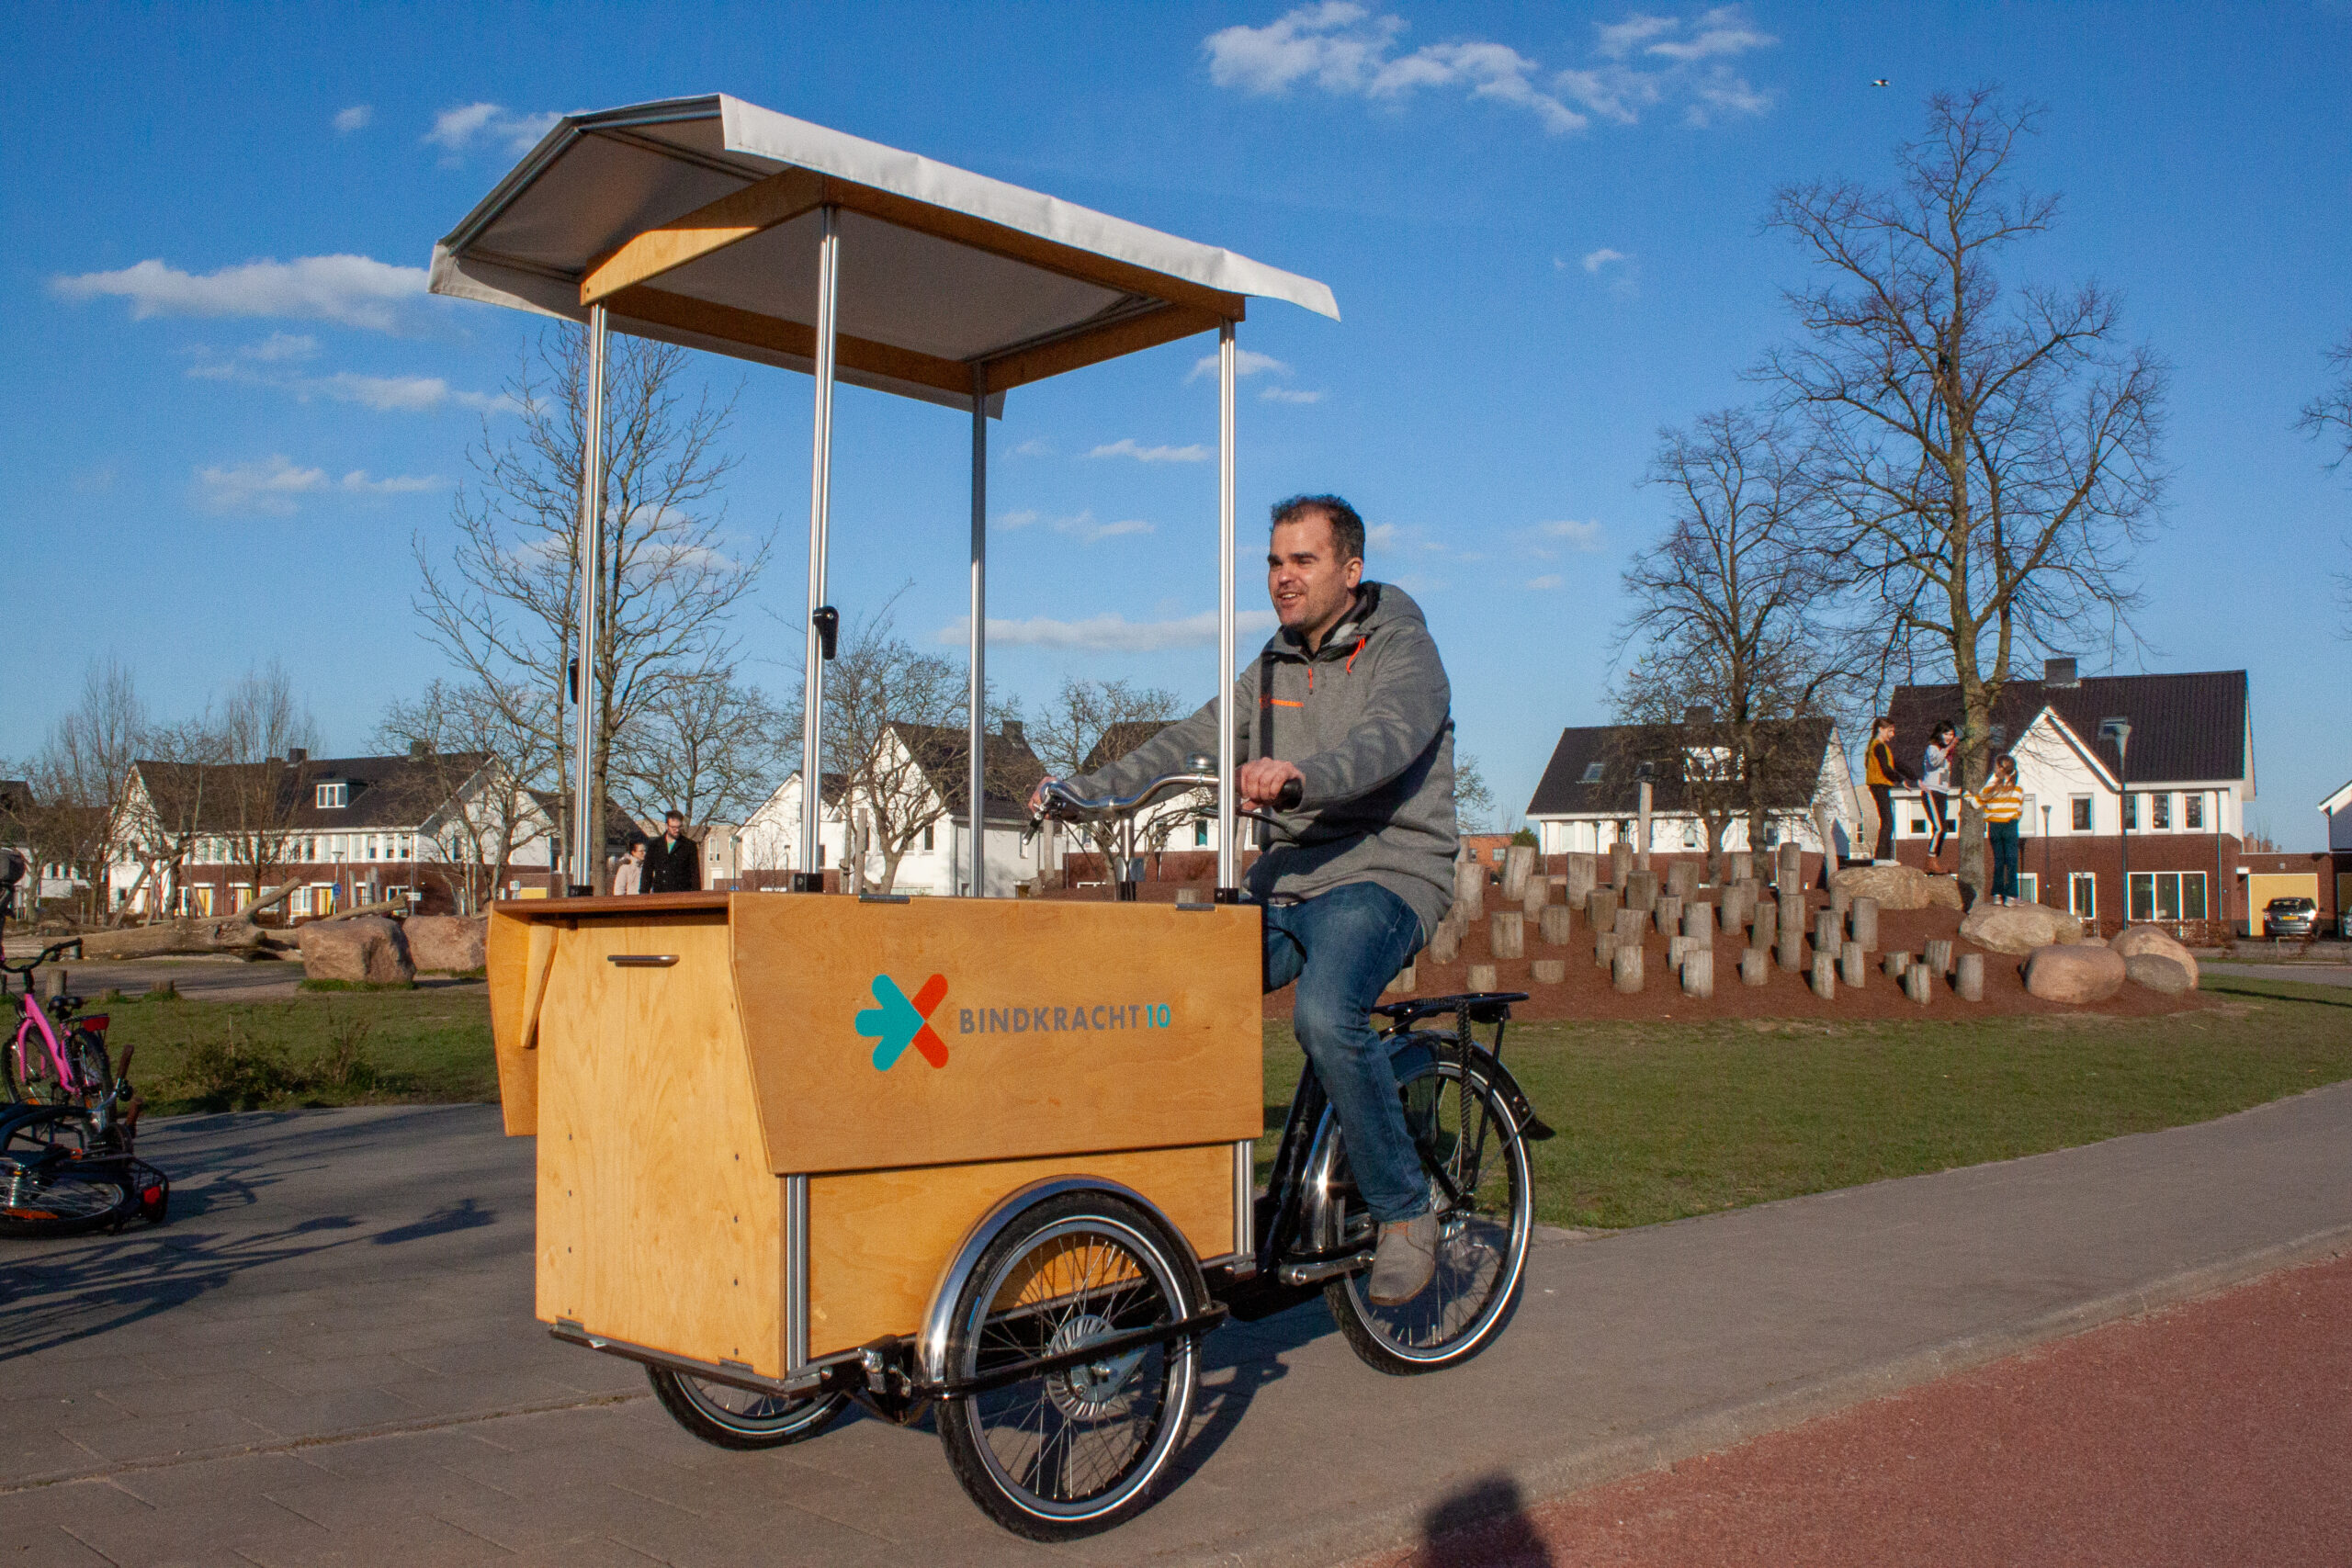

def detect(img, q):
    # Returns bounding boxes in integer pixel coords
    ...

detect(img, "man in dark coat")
[643,811,701,893]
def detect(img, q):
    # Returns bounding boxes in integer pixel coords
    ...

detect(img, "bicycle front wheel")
[1324,1054,1533,1374]
[0,1107,137,1237]
[5,1029,72,1109]
[646,1365,848,1450]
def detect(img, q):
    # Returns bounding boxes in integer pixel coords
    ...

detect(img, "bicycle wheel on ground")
[1323,1053,1533,1375]
[646,1364,849,1450]
[935,1190,1204,1541]
[0,1106,137,1237]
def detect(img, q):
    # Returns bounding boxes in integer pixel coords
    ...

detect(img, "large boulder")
[1959,901,2086,955]
[2023,942,2126,1005]
[2113,926,2199,989]
[404,914,488,974]
[2124,953,2196,996]
[298,916,415,985]
[1829,863,1964,912]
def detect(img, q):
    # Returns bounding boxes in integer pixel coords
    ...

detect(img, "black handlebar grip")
[1275,778,1304,811]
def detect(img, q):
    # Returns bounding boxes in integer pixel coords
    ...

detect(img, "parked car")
[2263,896,2319,937]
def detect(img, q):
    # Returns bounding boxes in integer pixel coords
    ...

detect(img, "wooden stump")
[1956,952,1985,1001]
[1667,934,1693,970]
[1778,919,1806,973]
[1924,938,1954,976]
[1531,958,1566,986]
[1521,881,1549,919]
[1666,861,1699,900]
[1595,930,1620,968]
[1566,852,1598,911]
[1829,886,1851,933]
[1684,901,1715,939]
[1741,947,1771,987]
[1427,920,1462,965]
[1717,885,1746,934]
[1656,895,1682,937]
[1625,868,1659,914]
[1612,943,1645,994]
[1468,963,1498,992]
[1682,948,1714,998]
[1453,857,1486,922]
[1751,899,1778,953]
[1723,852,1752,886]
[1539,907,1574,947]
[1384,964,1416,995]
[1850,896,1880,951]
[1840,941,1866,989]
[1614,908,1645,943]
[1813,909,1840,959]
[1904,964,1933,1005]
[1610,841,1634,889]
[1587,886,1618,932]
[1499,842,1537,902]
[1777,841,1804,897]
[1490,910,1525,960]
[1811,953,1837,998]
[1884,951,1911,979]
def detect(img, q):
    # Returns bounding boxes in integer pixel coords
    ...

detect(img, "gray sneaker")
[1366,1212,1437,1306]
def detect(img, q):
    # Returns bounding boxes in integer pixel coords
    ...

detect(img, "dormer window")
[1580,761,1605,784]
[316,782,348,809]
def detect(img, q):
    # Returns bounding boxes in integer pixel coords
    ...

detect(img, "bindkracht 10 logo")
[858,973,1175,1072]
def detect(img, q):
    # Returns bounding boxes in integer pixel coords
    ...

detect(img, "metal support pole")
[1636,779,1653,873]
[797,209,840,888]
[568,303,608,896]
[967,365,987,897]
[1216,321,1238,894]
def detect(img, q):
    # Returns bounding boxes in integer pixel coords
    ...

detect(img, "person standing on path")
[644,812,701,893]
[1967,754,2026,905]
[1920,721,1958,867]
[610,838,649,897]
[1039,493,1457,1306]
[1864,716,1917,865]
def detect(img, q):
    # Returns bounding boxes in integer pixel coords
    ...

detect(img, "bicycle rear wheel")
[4,1027,72,1108]
[1323,1054,1532,1374]
[0,1106,138,1237]
[646,1365,848,1450]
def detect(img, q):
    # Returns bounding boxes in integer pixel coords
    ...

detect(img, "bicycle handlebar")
[1023,771,1304,849]
[2,939,83,979]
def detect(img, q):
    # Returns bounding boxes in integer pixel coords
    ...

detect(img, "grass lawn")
[1261,975,2352,1231]
[97,986,496,1114]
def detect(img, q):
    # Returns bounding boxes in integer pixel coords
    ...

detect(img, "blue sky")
[6,3,2348,846]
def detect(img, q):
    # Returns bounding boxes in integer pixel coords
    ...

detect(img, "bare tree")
[1611,410,1859,874]
[1453,752,1497,835]
[1026,678,1193,876]
[373,681,556,913]
[214,662,320,912]
[125,717,231,918]
[12,660,149,921]
[2297,331,2352,637]
[1758,88,2167,895]
[413,326,770,881]
[613,669,786,832]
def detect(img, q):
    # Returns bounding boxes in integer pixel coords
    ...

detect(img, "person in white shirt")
[1919,721,1957,865]
[611,839,649,896]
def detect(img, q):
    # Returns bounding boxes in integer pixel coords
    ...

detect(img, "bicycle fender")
[1387,1033,1555,1142]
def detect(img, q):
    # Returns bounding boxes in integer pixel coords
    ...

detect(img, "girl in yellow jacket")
[1966,754,2027,905]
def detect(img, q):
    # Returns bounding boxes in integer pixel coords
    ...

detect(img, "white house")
[1524,717,1862,863]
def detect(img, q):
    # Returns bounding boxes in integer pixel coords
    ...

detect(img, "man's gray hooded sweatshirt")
[1063,581,1457,941]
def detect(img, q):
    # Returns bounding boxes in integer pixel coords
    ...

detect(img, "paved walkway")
[2203,961,2352,990]
[6,1087,2350,1567]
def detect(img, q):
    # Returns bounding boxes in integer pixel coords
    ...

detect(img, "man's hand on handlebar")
[1238,759,1305,814]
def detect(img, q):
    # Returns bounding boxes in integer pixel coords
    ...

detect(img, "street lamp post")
[2099,716,2132,931]
[1634,761,1657,874]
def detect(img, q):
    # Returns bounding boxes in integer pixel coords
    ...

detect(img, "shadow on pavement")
[1416,1473,1557,1566]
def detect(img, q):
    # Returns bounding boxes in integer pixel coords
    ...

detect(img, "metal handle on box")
[607,954,679,967]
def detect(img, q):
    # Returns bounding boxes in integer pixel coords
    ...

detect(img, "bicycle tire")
[4,1024,71,1109]
[936,1190,1203,1540]
[645,1364,849,1450]
[0,1106,138,1237]
[1322,1055,1532,1375]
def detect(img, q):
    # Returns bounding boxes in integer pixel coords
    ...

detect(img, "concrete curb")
[1190,1223,2352,1568]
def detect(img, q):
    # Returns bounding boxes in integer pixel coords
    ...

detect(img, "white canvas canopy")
[430,95,1339,895]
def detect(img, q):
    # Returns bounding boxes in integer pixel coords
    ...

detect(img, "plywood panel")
[484,907,540,1135]
[807,1143,1234,1358]
[535,915,789,1375]
[730,896,1262,1175]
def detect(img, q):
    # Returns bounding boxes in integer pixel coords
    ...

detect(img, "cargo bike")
[447,96,1543,1538]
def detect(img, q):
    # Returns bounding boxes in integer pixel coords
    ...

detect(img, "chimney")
[999,718,1025,745]
[287,747,309,765]
[2042,657,2077,688]
[410,740,428,760]
[1683,705,1714,727]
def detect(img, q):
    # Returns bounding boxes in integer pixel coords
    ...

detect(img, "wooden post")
[1830,884,1851,931]
[1499,843,1536,902]
[1905,964,1933,1004]
[1684,901,1715,939]
[1813,909,1839,959]
[1840,941,1866,988]
[1614,908,1645,944]
[1625,868,1659,914]
[1539,906,1574,947]
[1884,951,1911,979]
[1587,886,1618,932]
[1490,910,1525,960]
[1521,879,1549,920]
[1656,894,1682,937]
[1741,947,1770,987]
[1566,852,1598,911]
[1777,908,1806,972]
[1811,953,1837,998]
[1956,952,1984,1001]
[1666,861,1699,900]
[1751,898,1778,954]
[1925,938,1954,976]
[1682,948,1714,998]
[1609,840,1634,889]
[1717,884,1745,933]
[1612,942,1645,993]
[1668,934,1692,970]
[1723,852,1751,885]
[1595,929,1620,968]
[1849,895,1880,951]
[1531,958,1566,985]
[1453,855,1485,921]
[1467,962,1498,992]
[1426,920,1461,965]
[1777,841,1803,897]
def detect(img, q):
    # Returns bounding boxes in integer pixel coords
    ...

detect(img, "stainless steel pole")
[569,302,608,895]
[967,365,987,897]
[1216,321,1238,894]
[797,209,840,886]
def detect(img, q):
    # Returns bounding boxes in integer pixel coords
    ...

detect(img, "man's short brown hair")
[1271,493,1366,564]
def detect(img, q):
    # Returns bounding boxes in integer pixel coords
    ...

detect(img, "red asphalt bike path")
[1373,1250,2352,1567]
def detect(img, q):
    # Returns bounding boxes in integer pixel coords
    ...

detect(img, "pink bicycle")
[2,940,164,1236]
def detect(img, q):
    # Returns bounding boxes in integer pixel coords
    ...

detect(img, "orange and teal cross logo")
[858,973,950,1070]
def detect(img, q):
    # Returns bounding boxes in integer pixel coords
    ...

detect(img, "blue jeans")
[1989,820,2020,900]
[1262,882,1429,1224]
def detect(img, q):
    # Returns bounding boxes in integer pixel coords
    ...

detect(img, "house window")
[2185,795,2204,829]
[2123,794,2140,830]
[1909,811,1929,835]
[2130,872,2208,924]
[2016,872,2039,905]
[366,835,380,861]
[2021,795,2039,834]
[1193,819,1209,848]
[921,824,934,852]
[2152,794,2170,829]
[1681,822,1699,848]
[1580,761,1605,783]
[2070,872,2098,919]
[1761,821,1781,849]
[316,782,347,808]
[2071,796,2093,831]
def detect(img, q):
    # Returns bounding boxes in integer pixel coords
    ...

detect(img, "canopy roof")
[431,95,1339,411]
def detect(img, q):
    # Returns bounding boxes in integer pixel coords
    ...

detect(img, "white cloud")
[425,103,563,159]
[996,508,1043,528]
[181,355,514,414]
[1595,14,1679,59]
[195,455,439,515]
[1188,347,1293,382]
[1205,5,1586,133]
[1561,6,1775,126]
[1643,6,1775,61]
[942,609,1279,652]
[245,332,319,362]
[1261,386,1325,403]
[1537,519,1607,551]
[1087,438,1212,464]
[1012,438,1055,457]
[1365,522,1402,551]
[1526,573,1565,590]
[1582,247,1629,273]
[333,105,373,133]
[53,254,431,333]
